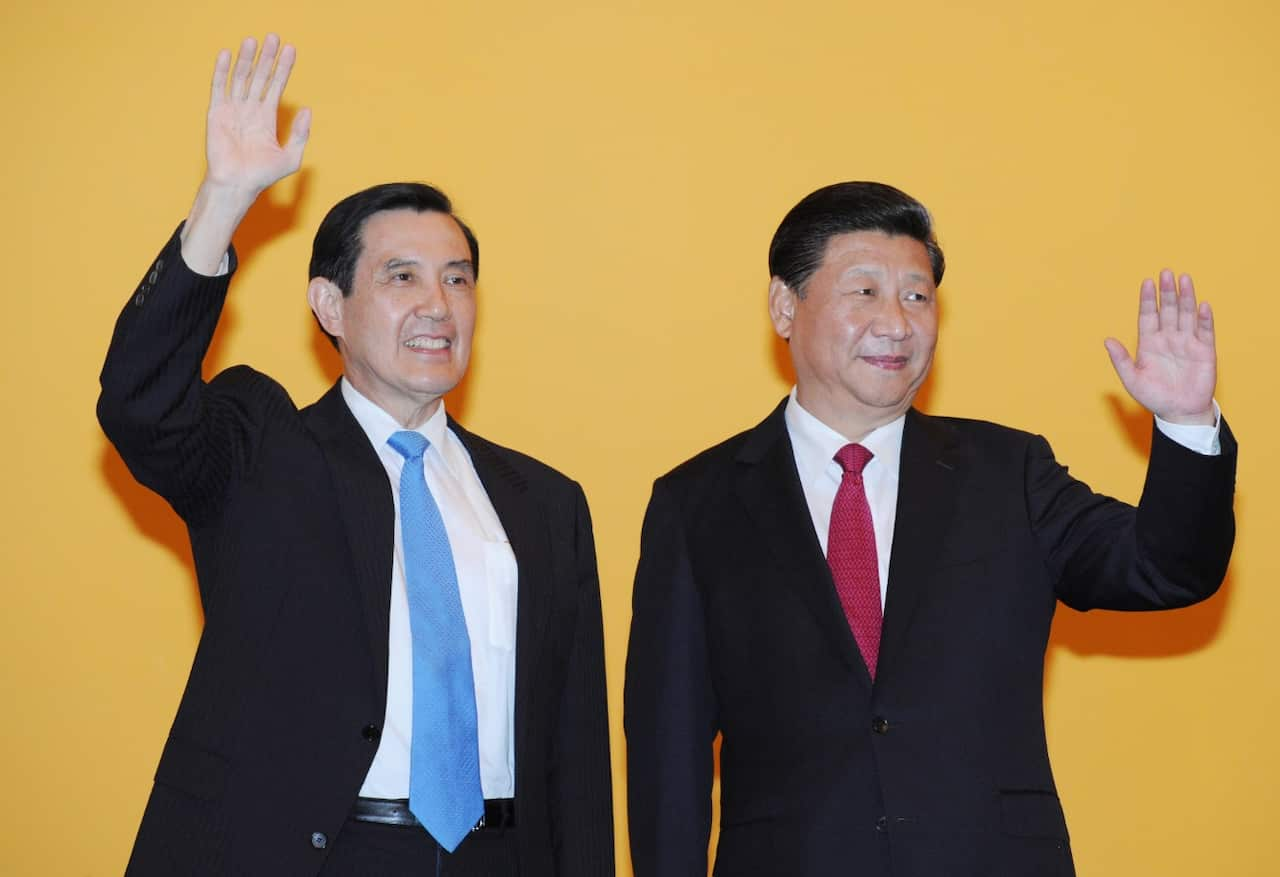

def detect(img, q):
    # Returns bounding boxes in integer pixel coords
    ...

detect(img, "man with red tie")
[624,182,1235,876]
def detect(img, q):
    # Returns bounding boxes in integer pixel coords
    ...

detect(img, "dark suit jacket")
[98,230,614,876]
[625,399,1235,877]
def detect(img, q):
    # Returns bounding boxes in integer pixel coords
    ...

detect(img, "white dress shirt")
[343,379,518,800]
[783,388,1222,608]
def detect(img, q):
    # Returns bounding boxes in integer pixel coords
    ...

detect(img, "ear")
[768,277,797,340]
[308,277,344,342]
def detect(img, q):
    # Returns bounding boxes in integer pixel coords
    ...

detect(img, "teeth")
[405,337,449,350]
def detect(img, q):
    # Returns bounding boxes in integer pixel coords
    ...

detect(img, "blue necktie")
[387,430,483,853]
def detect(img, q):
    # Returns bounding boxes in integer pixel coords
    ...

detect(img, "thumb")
[1103,337,1136,386]
[284,107,311,165]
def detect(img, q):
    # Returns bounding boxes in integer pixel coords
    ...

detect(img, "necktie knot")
[834,443,874,477]
[388,429,429,462]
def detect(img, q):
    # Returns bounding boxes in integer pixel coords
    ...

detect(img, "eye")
[392,271,414,283]
[904,290,931,303]
[443,273,473,288]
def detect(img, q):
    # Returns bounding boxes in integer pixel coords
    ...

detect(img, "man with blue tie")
[98,34,613,875]
[624,181,1236,876]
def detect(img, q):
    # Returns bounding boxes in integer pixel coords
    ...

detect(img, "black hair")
[768,181,944,296]
[308,182,479,348]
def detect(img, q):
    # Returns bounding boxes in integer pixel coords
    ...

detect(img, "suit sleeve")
[624,479,718,877]
[1029,419,1237,611]
[97,229,266,525]
[549,483,616,876]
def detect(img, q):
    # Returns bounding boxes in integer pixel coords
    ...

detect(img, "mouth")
[404,336,451,351]
[861,355,909,371]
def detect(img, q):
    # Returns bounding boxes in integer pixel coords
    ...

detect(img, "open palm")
[1104,270,1217,424]
[205,35,309,194]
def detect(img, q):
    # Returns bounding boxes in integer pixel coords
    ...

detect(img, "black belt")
[350,797,516,831]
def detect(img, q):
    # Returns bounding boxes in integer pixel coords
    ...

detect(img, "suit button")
[134,291,146,306]
[154,258,164,271]
[148,270,159,284]
[871,717,889,734]
[311,831,328,849]
[875,816,888,832]
[362,724,381,742]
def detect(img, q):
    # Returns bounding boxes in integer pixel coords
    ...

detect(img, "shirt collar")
[783,387,906,481]
[340,378,449,455]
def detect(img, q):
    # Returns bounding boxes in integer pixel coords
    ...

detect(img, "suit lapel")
[734,400,866,675]
[879,409,966,676]
[304,382,396,683]
[448,418,551,767]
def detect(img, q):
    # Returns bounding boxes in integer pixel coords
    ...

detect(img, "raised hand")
[205,35,310,194]
[1103,270,1217,426]
[180,34,311,274]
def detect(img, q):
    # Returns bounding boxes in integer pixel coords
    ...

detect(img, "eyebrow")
[843,265,932,284]
[380,257,475,274]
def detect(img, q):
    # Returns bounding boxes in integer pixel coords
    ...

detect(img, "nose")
[870,295,910,341]
[413,279,450,321]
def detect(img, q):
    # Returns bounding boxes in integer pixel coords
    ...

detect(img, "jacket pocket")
[153,735,230,802]
[999,788,1069,839]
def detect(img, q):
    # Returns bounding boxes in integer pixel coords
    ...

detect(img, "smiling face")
[309,208,477,427]
[769,230,939,440]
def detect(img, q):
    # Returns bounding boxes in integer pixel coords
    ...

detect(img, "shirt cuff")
[1154,401,1222,456]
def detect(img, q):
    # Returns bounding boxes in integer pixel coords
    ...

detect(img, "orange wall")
[3,1,1277,873]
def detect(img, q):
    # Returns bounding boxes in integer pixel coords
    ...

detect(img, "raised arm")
[1103,269,1217,426]
[98,35,309,523]
[181,34,311,274]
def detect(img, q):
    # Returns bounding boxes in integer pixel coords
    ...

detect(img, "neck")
[794,390,909,444]
[342,372,443,430]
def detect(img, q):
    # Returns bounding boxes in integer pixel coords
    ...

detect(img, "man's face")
[317,209,476,426]
[770,230,939,438]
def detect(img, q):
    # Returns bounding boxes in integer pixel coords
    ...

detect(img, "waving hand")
[1104,270,1217,426]
[181,34,311,274]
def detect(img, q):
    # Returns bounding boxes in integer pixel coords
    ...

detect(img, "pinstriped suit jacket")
[99,229,614,876]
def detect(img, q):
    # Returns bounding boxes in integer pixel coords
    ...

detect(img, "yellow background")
[3,0,1277,873]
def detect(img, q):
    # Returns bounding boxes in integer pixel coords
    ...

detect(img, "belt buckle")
[472,812,485,833]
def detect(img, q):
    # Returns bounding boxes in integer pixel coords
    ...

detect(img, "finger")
[1104,337,1137,386]
[1157,268,1177,332]
[209,48,231,107]
[1136,277,1158,338]
[248,33,280,102]
[1176,272,1197,333]
[231,36,257,100]
[1197,299,1215,345]
[264,43,297,108]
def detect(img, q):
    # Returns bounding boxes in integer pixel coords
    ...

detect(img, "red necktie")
[827,443,883,679]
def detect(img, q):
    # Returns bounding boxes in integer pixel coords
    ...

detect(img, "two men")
[101,33,1235,877]
[99,36,613,875]
[624,182,1235,875]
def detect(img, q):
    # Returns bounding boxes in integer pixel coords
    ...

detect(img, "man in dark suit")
[624,181,1234,876]
[98,35,613,876]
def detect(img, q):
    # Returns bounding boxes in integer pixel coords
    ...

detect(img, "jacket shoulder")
[921,412,1039,447]
[453,426,583,496]
[658,426,756,488]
